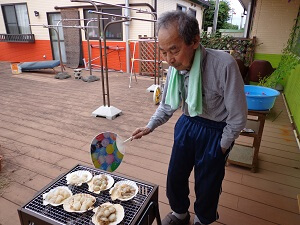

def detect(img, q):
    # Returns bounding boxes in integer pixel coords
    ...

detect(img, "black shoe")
[161,212,190,225]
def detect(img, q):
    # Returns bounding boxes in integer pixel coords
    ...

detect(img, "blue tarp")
[20,60,60,71]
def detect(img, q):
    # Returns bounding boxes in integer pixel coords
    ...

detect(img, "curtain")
[48,13,64,40]
[15,4,30,34]
[48,13,67,63]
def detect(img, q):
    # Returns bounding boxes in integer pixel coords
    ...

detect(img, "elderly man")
[132,10,247,225]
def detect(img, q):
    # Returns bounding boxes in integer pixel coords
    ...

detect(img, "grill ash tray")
[18,164,161,225]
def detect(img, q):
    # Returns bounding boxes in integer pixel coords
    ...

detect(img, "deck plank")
[0,64,300,225]
[0,198,21,225]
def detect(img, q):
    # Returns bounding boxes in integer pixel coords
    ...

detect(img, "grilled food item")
[43,186,72,206]
[109,180,138,201]
[88,174,114,194]
[92,202,124,225]
[63,193,96,213]
[66,170,92,186]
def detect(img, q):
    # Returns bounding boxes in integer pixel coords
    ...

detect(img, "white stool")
[74,69,82,79]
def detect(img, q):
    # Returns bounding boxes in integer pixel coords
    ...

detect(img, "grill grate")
[24,165,154,225]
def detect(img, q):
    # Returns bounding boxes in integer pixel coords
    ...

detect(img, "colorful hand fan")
[90,132,126,172]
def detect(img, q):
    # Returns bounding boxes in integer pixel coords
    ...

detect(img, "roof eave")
[189,0,210,9]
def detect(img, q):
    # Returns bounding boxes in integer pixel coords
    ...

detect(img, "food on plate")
[66,170,92,186]
[43,186,72,206]
[109,180,138,201]
[92,202,124,225]
[88,174,114,194]
[63,193,96,213]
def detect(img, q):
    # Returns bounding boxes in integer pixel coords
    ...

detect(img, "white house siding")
[250,0,300,54]
[0,0,83,40]
[127,0,154,40]
[0,0,205,41]
[157,0,204,31]
[128,0,205,39]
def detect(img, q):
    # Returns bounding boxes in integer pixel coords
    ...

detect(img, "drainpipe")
[212,0,220,34]
[125,0,130,73]
[244,1,252,38]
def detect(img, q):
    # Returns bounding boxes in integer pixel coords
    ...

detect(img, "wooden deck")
[0,63,299,225]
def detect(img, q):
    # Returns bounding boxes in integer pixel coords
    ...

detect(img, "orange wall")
[0,40,53,62]
[0,39,140,72]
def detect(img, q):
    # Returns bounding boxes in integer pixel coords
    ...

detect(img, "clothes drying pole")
[88,0,159,92]
[70,0,106,104]
[67,0,156,120]
[88,9,156,119]
[56,18,107,82]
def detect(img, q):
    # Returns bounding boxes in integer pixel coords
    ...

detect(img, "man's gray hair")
[156,10,200,45]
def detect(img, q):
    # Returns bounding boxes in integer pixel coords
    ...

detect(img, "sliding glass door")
[47,13,66,62]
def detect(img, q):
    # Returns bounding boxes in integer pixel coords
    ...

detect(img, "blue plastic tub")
[244,85,280,110]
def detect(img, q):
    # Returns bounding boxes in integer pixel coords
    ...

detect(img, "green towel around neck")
[165,46,202,117]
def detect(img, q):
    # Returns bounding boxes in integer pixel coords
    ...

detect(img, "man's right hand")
[132,127,152,140]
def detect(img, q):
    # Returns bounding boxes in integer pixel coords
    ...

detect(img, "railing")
[0,34,35,43]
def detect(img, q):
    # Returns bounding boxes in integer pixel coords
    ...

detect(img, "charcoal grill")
[18,164,161,225]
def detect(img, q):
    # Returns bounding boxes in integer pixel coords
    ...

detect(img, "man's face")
[158,24,199,71]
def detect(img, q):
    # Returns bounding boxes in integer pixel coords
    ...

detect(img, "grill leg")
[155,201,162,225]
[137,201,162,225]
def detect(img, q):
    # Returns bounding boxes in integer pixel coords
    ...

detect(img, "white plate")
[43,186,72,206]
[88,174,114,194]
[66,170,92,186]
[92,202,124,225]
[109,180,138,201]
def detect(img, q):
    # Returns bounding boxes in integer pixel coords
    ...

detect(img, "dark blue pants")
[166,114,232,224]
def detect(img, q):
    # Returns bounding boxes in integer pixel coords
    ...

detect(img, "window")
[83,8,122,40]
[1,3,31,34]
[188,8,196,17]
[177,4,187,12]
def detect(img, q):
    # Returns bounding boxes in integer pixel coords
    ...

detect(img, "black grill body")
[18,164,161,225]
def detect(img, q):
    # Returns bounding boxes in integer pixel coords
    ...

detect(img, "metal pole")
[54,18,100,78]
[89,11,156,87]
[52,28,64,74]
[125,0,130,73]
[86,20,94,76]
[212,0,220,34]
[154,36,157,85]
[55,19,68,73]
[88,0,157,75]
[48,23,98,76]
[71,0,106,105]
[244,2,252,38]
[88,1,158,88]
[88,0,157,16]
[103,19,130,107]
[154,0,157,85]
[89,11,156,22]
